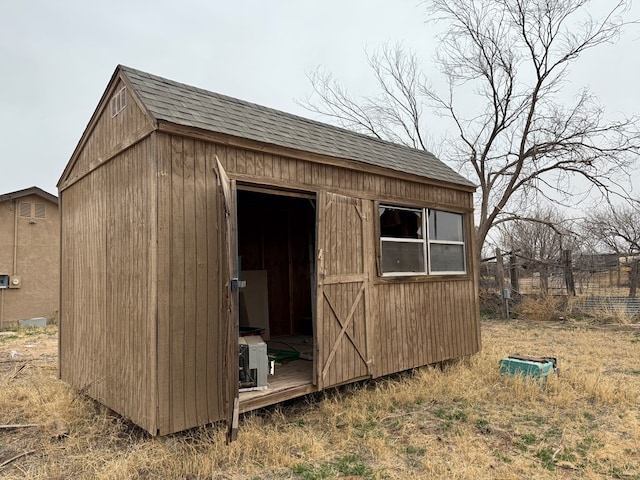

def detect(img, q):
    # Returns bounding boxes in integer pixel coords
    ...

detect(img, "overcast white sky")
[1,0,639,197]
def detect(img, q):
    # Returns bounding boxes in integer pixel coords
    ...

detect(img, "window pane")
[380,206,422,239]
[381,241,425,273]
[429,210,463,241]
[430,244,465,272]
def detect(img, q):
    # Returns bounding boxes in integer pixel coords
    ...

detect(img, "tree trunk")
[563,250,576,297]
[540,263,549,294]
[495,248,507,318]
[629,260,639,299]
[509,250,519,295]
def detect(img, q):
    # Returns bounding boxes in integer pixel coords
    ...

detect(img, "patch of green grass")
[292,455,374,480]
[576,435,604,457]
[292,463,332,480]
[0,334,19,343]
[543,426,562,439]
[520,433,538,445]
[556,448,577,463]
[21,327,44,336]
[433,407,468,433]
[515,433,539,452]
[405,445,426,456]
[519,414,545,426]
[606,466,639,480]
[475,418,492,434]
[354,419,380,438]
[494,452,513,464]
[336,454,372,476]
[433,407,448,419]
[433,407,467,422]
[535,447,555,470]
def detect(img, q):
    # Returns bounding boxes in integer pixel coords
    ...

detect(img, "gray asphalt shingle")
[119,65,474,188]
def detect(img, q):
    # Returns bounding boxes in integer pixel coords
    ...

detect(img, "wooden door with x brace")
[316,191,374,389]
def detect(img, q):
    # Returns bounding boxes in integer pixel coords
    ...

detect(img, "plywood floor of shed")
[238,358,315,413]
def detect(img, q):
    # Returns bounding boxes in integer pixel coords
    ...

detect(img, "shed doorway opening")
[236,188,317,411]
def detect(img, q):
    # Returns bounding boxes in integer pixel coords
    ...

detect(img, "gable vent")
[35,203,46,218]
[19,202,31,217]
[111,86,127,117]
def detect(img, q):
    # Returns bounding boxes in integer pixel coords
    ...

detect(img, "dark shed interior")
[237,189,315,339]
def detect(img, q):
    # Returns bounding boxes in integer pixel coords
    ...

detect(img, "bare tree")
[585,202,640,296]
[302,0,640,255]
[498,207,574,293]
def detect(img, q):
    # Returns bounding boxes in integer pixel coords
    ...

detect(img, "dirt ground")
[0,329,58,375]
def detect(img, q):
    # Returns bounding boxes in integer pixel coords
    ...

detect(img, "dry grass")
[1,320,639,479]
[514,294,565,322]
[512,294,639,325]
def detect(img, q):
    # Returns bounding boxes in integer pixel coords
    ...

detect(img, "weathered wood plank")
[156,133,172,434]
[206,144,221,420]
[194,140,209,426]
[170,135,187,433]
[182,138,197,429]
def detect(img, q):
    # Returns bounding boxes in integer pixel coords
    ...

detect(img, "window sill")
[374,273,472,284]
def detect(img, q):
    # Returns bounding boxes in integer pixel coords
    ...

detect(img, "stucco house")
[0,187,59,326]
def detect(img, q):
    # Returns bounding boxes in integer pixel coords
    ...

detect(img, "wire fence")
[479,249,640,320]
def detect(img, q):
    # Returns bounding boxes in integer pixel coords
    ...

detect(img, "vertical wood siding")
[65,80,152,186]
[373,280,480,377]
[216,145,471,209]
[60,139,157,432]
[155,134,230,434]
[316,192,372,389]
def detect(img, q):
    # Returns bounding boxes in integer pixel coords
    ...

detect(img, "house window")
[379,205,466,275]
[111,87,127,117]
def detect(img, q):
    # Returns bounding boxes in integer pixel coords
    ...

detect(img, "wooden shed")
[58,65,481,436]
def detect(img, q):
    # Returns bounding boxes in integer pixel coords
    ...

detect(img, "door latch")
[231,278,246,292]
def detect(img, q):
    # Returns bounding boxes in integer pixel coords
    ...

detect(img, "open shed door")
[316,192,373,389]
[213,157,240,442]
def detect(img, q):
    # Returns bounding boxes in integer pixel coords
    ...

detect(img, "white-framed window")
[379,204,466,275]
[427,209,466,274]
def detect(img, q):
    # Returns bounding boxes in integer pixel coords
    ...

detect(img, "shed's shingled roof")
[119,65,475,188]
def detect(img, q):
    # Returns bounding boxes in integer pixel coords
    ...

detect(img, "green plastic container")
[499,356,556,379]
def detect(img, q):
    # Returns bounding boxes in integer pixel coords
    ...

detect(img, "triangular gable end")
[58,66,157,191]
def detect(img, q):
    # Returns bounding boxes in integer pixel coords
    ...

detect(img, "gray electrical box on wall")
[0,275,9,289]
